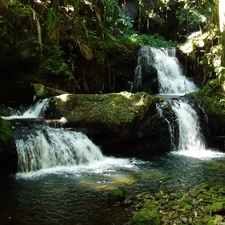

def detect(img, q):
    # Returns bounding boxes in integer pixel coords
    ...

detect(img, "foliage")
[175,6,207,32]
[196,79,225,114]
[0,4,42,65]
[118,33,178,47]
[38,56,73,80]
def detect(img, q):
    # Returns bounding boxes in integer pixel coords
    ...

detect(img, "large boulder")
[47,92,176,157]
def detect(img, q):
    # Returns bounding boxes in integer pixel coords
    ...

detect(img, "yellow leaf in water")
[94,185,108,190]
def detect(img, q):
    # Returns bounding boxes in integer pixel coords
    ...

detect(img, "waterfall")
[134,46,220,156]
[15,126,105,172]
[133,46,199,94]
[2,99,50,120]
[172,100,205,152]
[5,100,129,174]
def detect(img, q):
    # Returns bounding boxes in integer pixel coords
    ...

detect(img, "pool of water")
[1,150,225,225]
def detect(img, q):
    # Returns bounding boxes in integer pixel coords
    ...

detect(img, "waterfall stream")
[3,100,129,175]
[2,98,50,120]
[15,126,105,173]
[134,46,221,157]
[2,46,225,225]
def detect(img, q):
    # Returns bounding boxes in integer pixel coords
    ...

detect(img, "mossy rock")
[206,202,225,213]
[0,117,13,146]
[32,83,50,99]
[144,201,158,210]
[131,209,161,225]
[108,188,125,203]
[198,183,209,190]
[207,220,217,225]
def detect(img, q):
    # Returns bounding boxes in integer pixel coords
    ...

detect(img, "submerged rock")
[108,188,125,203]
[47,92,176,157]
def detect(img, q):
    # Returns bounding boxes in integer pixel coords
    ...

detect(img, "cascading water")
[2,98,50,120]
[135,46,223,157]
[15,126,105,173]
[133,46,199,95]
[172,100,205,151]
[4,100,129,175]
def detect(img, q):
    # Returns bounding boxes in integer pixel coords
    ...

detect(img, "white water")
[15,125,129,176]
[173,100,205,151]
[2,99,49,120]
[134,46,199,95]
[134,46,224,158]
[6,99,129,177]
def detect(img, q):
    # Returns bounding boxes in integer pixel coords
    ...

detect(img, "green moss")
[54,92,155,130]
[195,79,225,115]
[33,83,49,98]
[203,215,213,223]
[198,183,209,190]
[206,202,225,213]
[144,201,158,210]
[131,209,161,225]
[207,220,217,225]
[108,188,125,203]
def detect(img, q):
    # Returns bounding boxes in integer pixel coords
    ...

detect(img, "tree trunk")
[219,0,225,66]
[0,0,8,10]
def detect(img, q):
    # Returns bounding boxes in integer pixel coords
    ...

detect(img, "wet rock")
[206,202,225,213]
[132,65,158,94]
[144,201,158,210]
[168,193,178,200]
[180,217,188,223]
[207,220,217,225]
[214,214,223,223]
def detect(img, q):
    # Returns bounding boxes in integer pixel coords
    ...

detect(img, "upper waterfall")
[133,46,199,95]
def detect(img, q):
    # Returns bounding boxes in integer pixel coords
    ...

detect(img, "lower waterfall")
[3,100,129,176]
[15,126,105,173]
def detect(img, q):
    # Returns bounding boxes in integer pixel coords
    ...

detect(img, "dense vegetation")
[0,0,224,104]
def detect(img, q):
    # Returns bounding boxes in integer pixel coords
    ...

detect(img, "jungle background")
[0,0,225,107]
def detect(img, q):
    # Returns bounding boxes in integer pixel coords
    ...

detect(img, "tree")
[219,0,225,66]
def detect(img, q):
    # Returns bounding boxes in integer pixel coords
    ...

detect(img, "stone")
[206,202,225,213]
[47,92,175,156]
[207,220,217,225]
[131,209,161,225]
[108,188,125,203]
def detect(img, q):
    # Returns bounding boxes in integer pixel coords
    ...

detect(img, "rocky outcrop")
[0,117,17,177]
[47,92,177,157]
[132,65,159,94]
